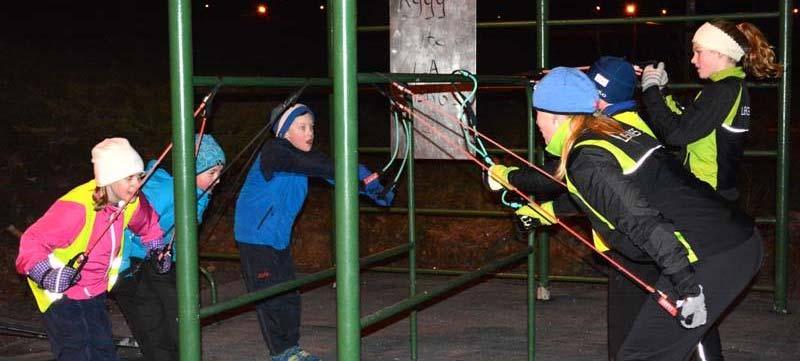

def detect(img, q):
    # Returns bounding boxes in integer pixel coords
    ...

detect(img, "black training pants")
[238,242,301,357]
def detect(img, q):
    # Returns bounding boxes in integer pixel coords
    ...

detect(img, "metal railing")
[168,1,793,360]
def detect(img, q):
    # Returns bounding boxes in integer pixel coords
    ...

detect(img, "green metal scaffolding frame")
[167,0,792,360]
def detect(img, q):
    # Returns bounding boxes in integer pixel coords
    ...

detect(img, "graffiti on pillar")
[390,0,476,159]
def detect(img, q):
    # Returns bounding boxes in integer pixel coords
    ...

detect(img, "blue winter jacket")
[234,138,386,250]
[120,160,211,273]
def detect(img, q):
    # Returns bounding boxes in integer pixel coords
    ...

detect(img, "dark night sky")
[1,1,797,80]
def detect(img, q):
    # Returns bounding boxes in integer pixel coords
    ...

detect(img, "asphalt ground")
[2,271,798,360]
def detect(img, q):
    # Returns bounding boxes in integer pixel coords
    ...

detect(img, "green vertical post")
[327,0,337,268]
[774,0,792,314]
[406,111,418,360]
[525,86,536,361]
[167,0,200,360]
[332,0,361,360]
[535,0,551,300]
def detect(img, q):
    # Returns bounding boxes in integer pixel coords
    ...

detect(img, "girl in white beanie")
[640,20,782,202]
[16,137,164,361]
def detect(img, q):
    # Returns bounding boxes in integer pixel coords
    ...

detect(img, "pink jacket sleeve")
[16,201,85,274]
[127,196,164,246]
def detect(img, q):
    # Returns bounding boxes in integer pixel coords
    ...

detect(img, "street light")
[257,4,268,15]
[625,3,637,16]
[661,9,668,15]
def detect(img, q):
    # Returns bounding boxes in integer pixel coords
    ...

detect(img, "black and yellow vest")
[564,122,699,264]
[666,67,749,199]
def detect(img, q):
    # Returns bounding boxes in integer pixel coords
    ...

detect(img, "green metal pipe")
[193,75,777,90]
[198,252,241,260]
[774,0,792,314]
[361,147,778,158]
[360,249,533,329]
[546,12,779,26]
[194,73,529,87]
[198,266,217,305]
[356,12,778,32]
[361,207,778,225]
[327,0,338,271]
[524,84,536,361]
[371,267,607,283]
[406,108,418,360]
[359,207,509,217]
[198,245,409,319]
[668,82,777,89]
[332,3,360,359]
[369,267,777,293]
[167,0,201,360]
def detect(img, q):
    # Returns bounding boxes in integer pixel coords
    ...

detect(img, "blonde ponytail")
[555,115,624,180]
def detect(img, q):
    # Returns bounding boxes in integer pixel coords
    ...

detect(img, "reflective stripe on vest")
[685,86,744,189]
[27,180,139,312]
[564,129,698,261]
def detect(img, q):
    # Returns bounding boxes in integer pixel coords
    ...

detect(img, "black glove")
[149,244,173,275]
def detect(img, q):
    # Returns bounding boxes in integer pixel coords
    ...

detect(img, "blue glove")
[358,164,377,183]
[358,165,394,206]
[28,259,81,293]
[373,187,395,207]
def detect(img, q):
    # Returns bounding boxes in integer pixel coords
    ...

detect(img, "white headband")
[692,22,745,62]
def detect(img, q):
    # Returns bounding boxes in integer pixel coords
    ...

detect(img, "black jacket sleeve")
[641,82,738,147]
[260,138,335,181]
[507,158,563,195]
[567,147,692,279]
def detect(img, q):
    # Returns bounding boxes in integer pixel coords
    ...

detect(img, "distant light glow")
[497,15,502,19]
[204,4,209,8]
[595,5,601,12]
[661,8,667,15]
[793,8,799,14]
[320,5,325,10]
[625,4,636,16]
[257,4,268,15]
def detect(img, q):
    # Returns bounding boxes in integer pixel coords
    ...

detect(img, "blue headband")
[274,105,314,138]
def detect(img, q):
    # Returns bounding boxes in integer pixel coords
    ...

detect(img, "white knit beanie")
[692,22,745,62]
[91,138,144,187]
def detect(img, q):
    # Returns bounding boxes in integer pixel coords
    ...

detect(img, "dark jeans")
[43,294,119,361]
[617,230,763,361]
[237,242,300,357]
[113,259,178,361]
[608,254,724,360]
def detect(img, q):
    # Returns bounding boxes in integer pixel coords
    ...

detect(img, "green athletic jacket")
[641,67,750,201]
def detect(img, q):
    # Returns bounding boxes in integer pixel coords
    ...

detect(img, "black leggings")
[617,229,763,361]
[608,256,723,360]
[113,260,179,361]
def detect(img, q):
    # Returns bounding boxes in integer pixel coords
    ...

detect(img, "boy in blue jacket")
[235,104,393,361]
[114,134,226,361]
